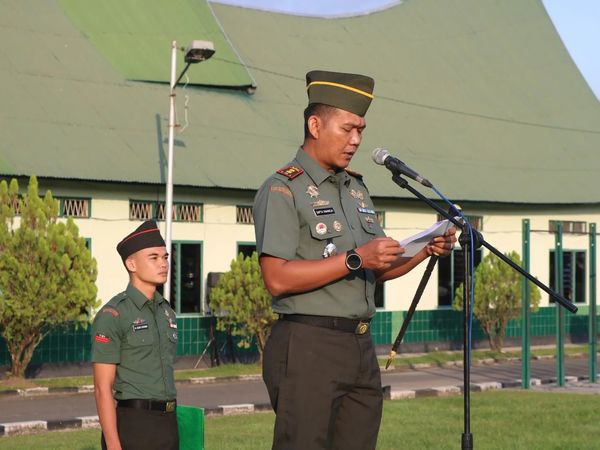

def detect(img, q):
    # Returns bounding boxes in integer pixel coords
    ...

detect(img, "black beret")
[117,220,166,261]
[306,70,375,117]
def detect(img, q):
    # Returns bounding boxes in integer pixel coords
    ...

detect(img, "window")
[375,282,385,308]
[129,200,203,222]
[549,220,586,234]
[438,249,482,307]
[437,214,482,230]
[375,210,385,228]
[236,205,254,224]
[58,197,91,218]
[237,242,257,259]
[158,242,203,314]
[549,250,586,304]
[84,238,91,251]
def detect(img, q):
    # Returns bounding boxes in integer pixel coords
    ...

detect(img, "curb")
[382,375,591,401]
[2,375,597,437]
[0,375,264,398]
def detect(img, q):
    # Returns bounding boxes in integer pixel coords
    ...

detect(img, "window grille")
[549,220,587,234]
[129,200,203,222]
[236,205,254,224]
[437,214,483,230]
[178,203,202,222]
[129,201,154,220]
[60,198,90,218]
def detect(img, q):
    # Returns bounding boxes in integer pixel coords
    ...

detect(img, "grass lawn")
[1,391,598,449]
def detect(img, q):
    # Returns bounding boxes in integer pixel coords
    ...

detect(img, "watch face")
[346,252,362,270]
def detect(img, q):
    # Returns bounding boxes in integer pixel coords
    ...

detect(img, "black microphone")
[372,148,433,188]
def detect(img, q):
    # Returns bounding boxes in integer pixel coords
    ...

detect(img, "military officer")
[92,220,179,450]
[253,70,456,450]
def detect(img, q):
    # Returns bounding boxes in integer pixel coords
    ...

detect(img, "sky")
[212,0,600,100]
[542,0,600,100]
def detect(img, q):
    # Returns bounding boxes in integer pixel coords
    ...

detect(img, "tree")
[453,251,540,352]
[208,252,275,360]
[0,176,99,378]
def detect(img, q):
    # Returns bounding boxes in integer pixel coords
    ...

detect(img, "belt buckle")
[355,321,369,335]
[166,401,176,412]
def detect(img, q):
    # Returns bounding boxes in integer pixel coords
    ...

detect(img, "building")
[1,0,599,364]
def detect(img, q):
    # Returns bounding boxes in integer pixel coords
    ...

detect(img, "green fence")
[1,307,598,366]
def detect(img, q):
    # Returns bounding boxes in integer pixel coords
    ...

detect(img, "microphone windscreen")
[372,148,389,165]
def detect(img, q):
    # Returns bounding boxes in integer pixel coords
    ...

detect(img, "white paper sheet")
[399,219,454,257]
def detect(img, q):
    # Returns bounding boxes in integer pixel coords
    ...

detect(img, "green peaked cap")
[306,70,375,117]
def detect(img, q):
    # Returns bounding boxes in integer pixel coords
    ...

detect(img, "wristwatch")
[345,249,363,272]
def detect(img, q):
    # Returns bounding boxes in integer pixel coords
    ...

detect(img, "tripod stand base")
[462,433,473,450]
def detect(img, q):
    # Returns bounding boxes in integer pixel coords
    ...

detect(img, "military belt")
[117,399,177,413]
[279,314,371,335]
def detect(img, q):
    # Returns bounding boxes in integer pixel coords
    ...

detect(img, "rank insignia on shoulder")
[277,165,304,180]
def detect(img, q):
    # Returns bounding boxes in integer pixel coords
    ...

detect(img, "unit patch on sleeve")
[95,334,111,344]
[276,166,304,180]
[269,185,293,197]
[102,307,119,317]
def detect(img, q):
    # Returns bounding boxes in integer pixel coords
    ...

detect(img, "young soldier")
[253,70,456,449]
[91,220,179,450]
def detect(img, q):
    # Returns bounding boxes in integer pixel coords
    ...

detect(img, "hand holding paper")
[399,219,456,257]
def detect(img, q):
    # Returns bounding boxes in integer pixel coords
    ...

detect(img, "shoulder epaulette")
[345,168,363,179]
[276,165,304,180]
[105,291,128,306]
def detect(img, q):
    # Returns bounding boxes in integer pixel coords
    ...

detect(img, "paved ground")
[1,357,597,424]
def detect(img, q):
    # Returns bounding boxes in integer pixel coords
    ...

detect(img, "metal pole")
[589,223,597,383]
[461,239,473,450]
[164,40,177,301]
[521,219,531,389]
[555,222,565,386]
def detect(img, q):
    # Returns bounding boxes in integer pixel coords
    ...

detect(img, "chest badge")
[350,189,368,208]
[132,318,149,332]
[312,199,330,207]
[315,222,327,235]
[350,189,364,201]
[306,185,319,199]
[322,242,338,258]
[333,220,342,232]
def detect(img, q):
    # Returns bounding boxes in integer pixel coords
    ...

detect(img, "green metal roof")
[1,0,600,204]
[58,0,255,88]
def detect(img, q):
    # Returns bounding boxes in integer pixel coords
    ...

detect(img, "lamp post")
[164,39,215,302]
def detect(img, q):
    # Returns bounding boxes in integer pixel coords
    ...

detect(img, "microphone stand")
[385,254,439,369]
[385,205,460,369]
[388,172,577,450]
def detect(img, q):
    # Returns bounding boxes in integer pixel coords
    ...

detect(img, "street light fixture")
[164,39,215,303]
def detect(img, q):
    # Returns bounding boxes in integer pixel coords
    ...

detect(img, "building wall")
[25,178,600,314]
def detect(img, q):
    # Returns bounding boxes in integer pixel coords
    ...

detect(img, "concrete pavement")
[1,356,598,436]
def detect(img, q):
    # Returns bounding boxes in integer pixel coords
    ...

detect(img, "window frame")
[170,240,204,316]
[549,248,587,304]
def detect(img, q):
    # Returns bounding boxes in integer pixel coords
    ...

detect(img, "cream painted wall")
[34,178,599,315]
[379,206,600,311]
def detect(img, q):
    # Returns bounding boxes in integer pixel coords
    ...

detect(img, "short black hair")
[303,103,336,139]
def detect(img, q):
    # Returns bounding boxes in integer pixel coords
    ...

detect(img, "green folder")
[177,405,205,450]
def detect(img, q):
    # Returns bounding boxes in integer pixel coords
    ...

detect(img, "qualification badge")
[315,223,327,235]
[322,242,337,258]
[333,220,342,232]
[306,185,319,199]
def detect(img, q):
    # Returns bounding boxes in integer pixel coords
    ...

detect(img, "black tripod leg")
[386,255,439,369]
